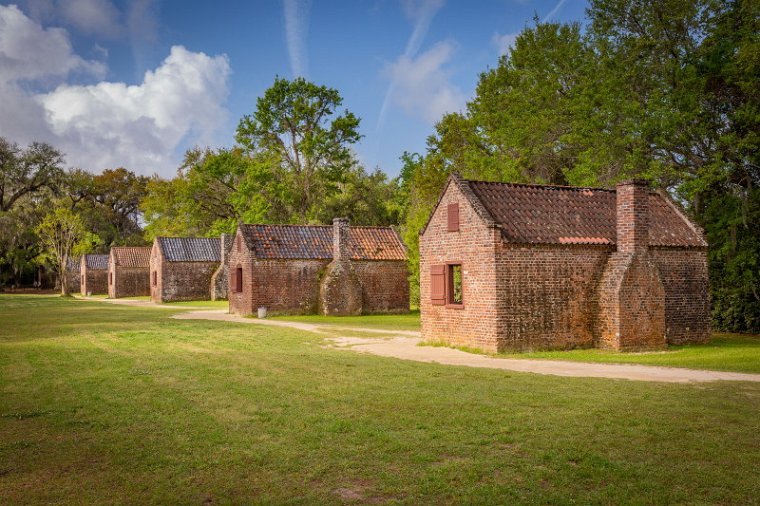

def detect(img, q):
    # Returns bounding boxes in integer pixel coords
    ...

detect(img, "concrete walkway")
[171,309,760,384]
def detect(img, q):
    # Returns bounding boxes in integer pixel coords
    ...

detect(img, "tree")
[235,77,362,221]
[35,207,98,296]
[0,138,64,212]
[65,168,149,249]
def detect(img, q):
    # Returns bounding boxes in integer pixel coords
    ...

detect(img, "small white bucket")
[257,307,267,319]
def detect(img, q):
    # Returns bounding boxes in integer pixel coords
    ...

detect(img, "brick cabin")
[149,237,222,303]
[419,173,710,353]
[80,254,108,295]
[228,219,409,316]
[108,247,151,298]
[63,256,81,293]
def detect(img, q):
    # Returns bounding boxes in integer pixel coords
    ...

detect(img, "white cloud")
[37,46,231,175]
[385,41,466,123]
[283,0,311,77]
[0,4,105,81]
[59,0,121,37]
[493,32,518,56]
[0,6,231,177]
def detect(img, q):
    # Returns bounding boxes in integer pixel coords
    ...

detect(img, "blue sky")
[0,0,588,177]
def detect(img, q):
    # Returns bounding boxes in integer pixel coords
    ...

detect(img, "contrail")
[283,0,311,77]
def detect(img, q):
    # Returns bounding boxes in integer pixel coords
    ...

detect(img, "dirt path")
[170,309,760,384]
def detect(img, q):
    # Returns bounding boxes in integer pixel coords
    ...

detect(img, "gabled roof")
[423,174,707,248]
[83,254,108,271]
[239,224,407,261]
[110,247,151,268]
[156,237,221,262]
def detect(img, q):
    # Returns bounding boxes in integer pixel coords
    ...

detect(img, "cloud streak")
[376,0,445,130]
[493,0,569,56]
[283,0,311,77]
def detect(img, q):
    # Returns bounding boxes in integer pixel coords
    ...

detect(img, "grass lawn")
[271,310,421,331]
[1,295,759,504]
[501,333,760,374]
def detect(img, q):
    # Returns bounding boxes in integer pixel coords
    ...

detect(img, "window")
[448,264,463,305]
[234,266,243,293]
[81,275,84,285]
[447,203,459,232]
[430,263,464,307]
[109,272,113,285]
[152,271,157,286]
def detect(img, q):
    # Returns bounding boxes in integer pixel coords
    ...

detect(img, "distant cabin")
[419,173,710,353]
[80,254,108,295]
[108,247,151,299]
[63,256,81,293]
[150,237,222,303]
[228,218,409,316]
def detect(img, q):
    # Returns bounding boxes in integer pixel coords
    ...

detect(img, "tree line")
[0,0,757,331]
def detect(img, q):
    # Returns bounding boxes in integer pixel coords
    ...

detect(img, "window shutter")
[447,203,459,232]
[235,267,243,293]
[230,268,237,292]
[430,264,446,305]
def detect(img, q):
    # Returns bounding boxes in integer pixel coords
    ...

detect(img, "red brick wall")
[650,247,710,344]
[494,243,612,351]
[108,256,149,299]
[353,260,409,314]
[81,269,107,295]
[420,182,502,352]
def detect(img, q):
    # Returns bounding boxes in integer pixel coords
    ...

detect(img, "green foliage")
[35,206,98,295]
[66,168,150,249]
[235,77,363,222]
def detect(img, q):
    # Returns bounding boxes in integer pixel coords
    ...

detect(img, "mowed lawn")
[1,296,759,504]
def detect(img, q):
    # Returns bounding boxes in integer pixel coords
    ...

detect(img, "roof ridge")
[465,178,617,193]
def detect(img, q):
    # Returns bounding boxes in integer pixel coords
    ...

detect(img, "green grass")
[1,295,759,504]
[271,310,421,331]
[120,295,151,301]
[498,333,760,374]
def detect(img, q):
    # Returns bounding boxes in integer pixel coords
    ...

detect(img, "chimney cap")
[333,217,350,225]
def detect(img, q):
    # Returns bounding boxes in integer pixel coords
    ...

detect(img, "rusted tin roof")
[157,237,222,262]
[239,224,407,260]
[110,247,151,268]
[464,179,707,248]
[83,254,108,271]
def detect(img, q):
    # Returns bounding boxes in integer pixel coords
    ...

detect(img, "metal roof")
[83,254,108,270]
[157,237,222,262]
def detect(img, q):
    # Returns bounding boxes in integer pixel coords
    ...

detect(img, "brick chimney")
[333,217,350,261]
[220,233,233,264]
[616,180,649,253]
